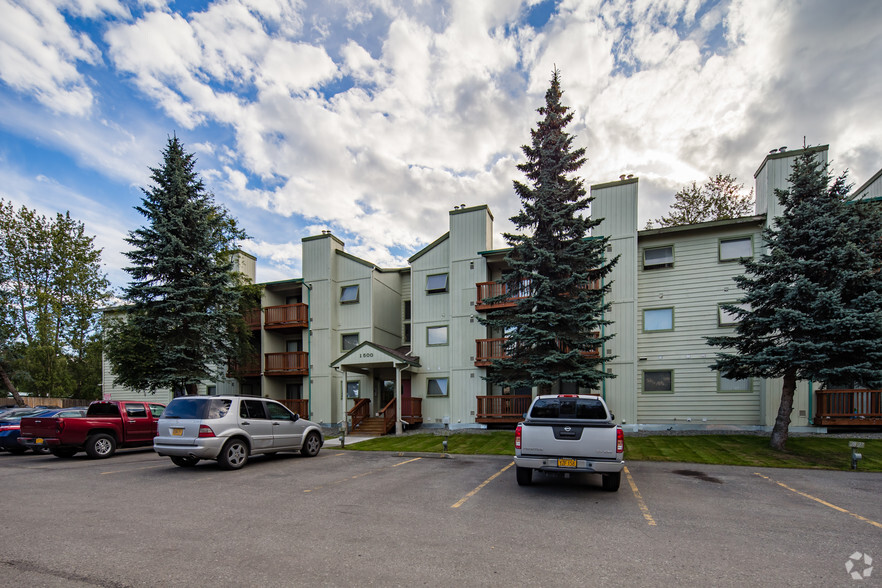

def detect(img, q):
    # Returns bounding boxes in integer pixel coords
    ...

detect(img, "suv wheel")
[301,432,321,457]
[171,456,199,468]
[218,438,248,470]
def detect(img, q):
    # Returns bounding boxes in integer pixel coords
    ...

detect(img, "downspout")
[808,380,813,427]
[305,282,312,418]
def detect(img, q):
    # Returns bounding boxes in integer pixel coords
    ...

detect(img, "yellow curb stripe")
[625,466,657,526]
[754,473,882,530]
[393,457,422,467]
[451,461,515,508]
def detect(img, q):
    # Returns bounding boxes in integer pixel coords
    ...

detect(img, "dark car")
[1,408,88,454]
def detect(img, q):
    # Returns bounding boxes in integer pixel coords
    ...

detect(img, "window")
[125,404,148,418]
[719,302,750,326]
[427,325,448,346]
[346,381,360,398]
[720,237,752,261]
[206,386,217,396]
[719,375,752,393]
[643,246,673,269]
[286,383,302,400]
[427,377,449,396]
[403,300,411,320]
[240,399,267,419]
[340,285,359,303]
[529,397,607,419]
[426,273,449,293]
[265,402,294,420]
[149,404,165,418]
[404,323,411,344]
[643,370,673,393]
[342,333,359,351]
[644,307,673,331]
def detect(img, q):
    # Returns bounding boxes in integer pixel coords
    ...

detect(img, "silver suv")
[154,396,324,469]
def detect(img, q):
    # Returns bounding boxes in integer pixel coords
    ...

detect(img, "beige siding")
[637,225,764,424]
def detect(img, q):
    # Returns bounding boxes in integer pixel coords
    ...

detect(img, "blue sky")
[2,0,881,291]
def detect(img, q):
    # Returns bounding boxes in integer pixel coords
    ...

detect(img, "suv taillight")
[198,425,216,438]
[616,428,624,453]
[515,424,522,450]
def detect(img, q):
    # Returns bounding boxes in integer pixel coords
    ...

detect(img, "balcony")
[814,389,882,426]
[264,351,309,376]
[244,308,261,330]
[276,398,310,417]
[475,338,508,367]
[264,303,308,331]
[475,279,532,311]
[227,354,261,378]
[476,395,532,424]
[475,334,600,367]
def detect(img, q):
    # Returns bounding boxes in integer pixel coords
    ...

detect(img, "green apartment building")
[102,144,882,433]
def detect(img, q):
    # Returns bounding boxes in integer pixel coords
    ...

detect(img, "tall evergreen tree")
[708,148,882,450]
[105,136,249,395]
[481,70,617,393]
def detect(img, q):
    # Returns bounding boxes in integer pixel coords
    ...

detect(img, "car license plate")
[171,428,184,436]
[557,458,577,468]
[36,438,44,445]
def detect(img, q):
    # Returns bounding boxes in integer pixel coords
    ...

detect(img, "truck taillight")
[56,419,65,434]
[515,424,522,450]
[198,425,216,438]
[616,428,624,454]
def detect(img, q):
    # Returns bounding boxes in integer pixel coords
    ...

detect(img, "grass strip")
[344,432,882,471]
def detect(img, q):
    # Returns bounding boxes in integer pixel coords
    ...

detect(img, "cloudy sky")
[1,0,880,290]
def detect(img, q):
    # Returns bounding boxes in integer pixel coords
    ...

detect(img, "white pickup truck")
[514,394,625,491]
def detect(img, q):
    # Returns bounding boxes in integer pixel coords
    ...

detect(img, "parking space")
[1,449,879,586]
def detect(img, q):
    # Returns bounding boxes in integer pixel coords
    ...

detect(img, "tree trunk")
[770,367,797,451]
[0,361,26,407]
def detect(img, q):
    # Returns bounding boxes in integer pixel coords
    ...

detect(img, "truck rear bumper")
[514,456,624,474]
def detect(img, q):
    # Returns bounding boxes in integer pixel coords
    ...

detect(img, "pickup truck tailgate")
[20,417,61,439]
[519,421,619,460]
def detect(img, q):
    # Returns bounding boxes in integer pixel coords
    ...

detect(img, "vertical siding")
[592,179,638,425]
[636,225,764,424]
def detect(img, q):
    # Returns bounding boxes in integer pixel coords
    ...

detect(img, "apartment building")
[102,144,882,432]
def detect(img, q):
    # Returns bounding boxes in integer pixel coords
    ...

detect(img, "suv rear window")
[529,397,607,420]
[164,398,232,419]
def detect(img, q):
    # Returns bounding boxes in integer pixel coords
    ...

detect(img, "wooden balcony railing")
[244,308,261,330]
[476,395,532,424]
[347,398,371,432]
[402,397,423,424]
[475,338,508,366]
[227,353,261,378]
[264,303,308,330]
[277,398,309,417]
[264,351,309,376]
[380,397,396,434]
[475,279,532,311]
[814,389,882,426]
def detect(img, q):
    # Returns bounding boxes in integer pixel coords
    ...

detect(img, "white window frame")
[340,285,359,303]
[643,245,674,269]
[719,236,753,262]
[643,307,674,332]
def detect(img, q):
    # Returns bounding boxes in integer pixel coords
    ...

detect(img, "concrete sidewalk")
[322,435,376,448]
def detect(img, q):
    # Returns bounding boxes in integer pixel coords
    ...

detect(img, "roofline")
[591,177,638,190]
[638,214,766,238]
[753,144,829,179]
[258,277,304,287]
[302,232,345,247]
[450,204,494,221]
[852,167,882,199]
[408,232,450,263]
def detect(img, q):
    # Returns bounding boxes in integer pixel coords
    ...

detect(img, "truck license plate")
[36,438,44,445]
[557,458,577,468]
[171,428,184,436]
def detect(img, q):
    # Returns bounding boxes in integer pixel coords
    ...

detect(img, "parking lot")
[1,447,880,586]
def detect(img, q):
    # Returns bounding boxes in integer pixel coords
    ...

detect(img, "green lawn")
[344,431,882,472]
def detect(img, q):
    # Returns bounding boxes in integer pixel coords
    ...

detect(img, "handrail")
[264,303,308,328]
[401,397,422,419]
[347,398,371,432]
[814,389,882,423]
[380,397,396,434]
[476,395,532,420]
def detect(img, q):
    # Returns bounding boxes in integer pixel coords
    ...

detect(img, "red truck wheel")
[86,434,117,459]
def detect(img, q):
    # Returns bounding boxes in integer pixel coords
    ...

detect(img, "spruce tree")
[106,136,249,395]
[708,148,882,450]
[481,69,617,393]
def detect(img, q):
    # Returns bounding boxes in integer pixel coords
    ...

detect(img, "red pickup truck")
[19,400,166,459]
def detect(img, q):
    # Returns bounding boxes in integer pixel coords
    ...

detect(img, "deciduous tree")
[647,174,754,229]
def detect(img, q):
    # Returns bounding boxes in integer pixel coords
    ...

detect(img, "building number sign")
[358,352,374,359]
